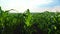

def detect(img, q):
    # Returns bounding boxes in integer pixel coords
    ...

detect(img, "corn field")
[0,7,60,34]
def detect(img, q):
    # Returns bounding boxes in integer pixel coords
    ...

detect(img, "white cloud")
[0,0,53,13]
[30,6,60,13]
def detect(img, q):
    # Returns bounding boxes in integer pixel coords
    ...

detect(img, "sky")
[0,0,60,13]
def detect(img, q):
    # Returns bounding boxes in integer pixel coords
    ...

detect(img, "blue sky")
[0,0,60,13]
[37,0,60,8]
